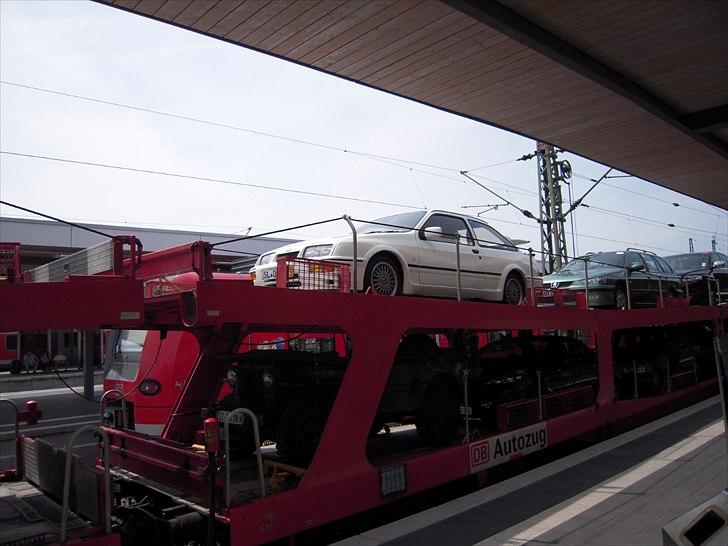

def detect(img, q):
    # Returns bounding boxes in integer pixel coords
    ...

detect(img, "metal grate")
[276,258,351,292]
[532,287,586,308]
[22,438,100,523]
[497,385,595,431]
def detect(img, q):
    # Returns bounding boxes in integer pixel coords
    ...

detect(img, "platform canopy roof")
[99,0,728,209]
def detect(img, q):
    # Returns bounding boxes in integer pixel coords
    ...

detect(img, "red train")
[0,239,724,546]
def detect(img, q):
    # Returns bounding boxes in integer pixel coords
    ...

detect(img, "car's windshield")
[664,254,711,270]
[357,211,427,234]
[559,252,625,273]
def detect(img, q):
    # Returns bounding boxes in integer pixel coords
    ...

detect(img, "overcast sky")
[1,0,726,258]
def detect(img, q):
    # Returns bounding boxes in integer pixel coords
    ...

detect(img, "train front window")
[106,330,147,382]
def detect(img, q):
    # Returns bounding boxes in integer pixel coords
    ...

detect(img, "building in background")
[0,216,297,370]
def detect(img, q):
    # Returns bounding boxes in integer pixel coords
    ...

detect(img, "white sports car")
[250,210,533,303]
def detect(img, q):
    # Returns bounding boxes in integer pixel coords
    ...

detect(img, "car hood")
[672,266,709,276]
[259,235,354,259]
[543,267,624,285]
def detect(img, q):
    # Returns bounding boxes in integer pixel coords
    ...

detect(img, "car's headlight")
[258,253,274,266]
[226,367,238,387]
[303,244,333,258]
[572,277,610,287]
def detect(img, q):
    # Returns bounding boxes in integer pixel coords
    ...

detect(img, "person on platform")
[23,350,39,374]
[40,351,50,372]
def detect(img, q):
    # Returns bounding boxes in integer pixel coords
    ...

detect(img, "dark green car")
[542,250,681,309]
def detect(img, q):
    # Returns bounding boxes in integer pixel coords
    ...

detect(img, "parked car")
[542,249,681,308]
[613,325,710,399]
[663,251,728,305]
[470,335,597,428]
[216,332,464,466]
[250,210,532,303]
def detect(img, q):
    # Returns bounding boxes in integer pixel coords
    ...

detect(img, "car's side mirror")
[420,226,444,240]
[628,263,645,272]
[712,260,726,269]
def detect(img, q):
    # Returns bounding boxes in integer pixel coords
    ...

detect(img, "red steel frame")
[0,239,723,545]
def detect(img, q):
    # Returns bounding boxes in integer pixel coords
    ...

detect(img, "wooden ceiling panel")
[191,1,244,32]
[319,2,452,72]
[280,2,393,60]
[363,23,487,87]
[122,0,164,16]
[206,1,268,38]
[151,0,193,21]
[224,1,297,43]
[300,1,420,66]
[501,0,728,112]
[268,2,369,56]
[172,1,219,27]
[344,12,476,80]
[254,1,345,51]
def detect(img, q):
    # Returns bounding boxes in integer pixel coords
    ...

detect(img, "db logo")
[470,440,490,467]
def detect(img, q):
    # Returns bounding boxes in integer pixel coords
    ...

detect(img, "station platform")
[338,396,726,546]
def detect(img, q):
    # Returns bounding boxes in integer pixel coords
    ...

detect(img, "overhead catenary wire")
[459,171,539,220]
[4,80,723,222]
[1,150,702,254]
[0,151,423,210]
[571,173,726,218]
[0,80,464,173]
[213,217,343,247]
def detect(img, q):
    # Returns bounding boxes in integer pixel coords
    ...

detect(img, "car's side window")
[421,214,473,245]
[467,220,516,250]
[655,256,673,273]
[642,254,661,272]
[626,252,646,270]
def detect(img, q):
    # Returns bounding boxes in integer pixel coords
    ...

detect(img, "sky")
[0,0,726,259]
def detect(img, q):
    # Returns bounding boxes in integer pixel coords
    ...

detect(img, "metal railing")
[223,408,266,507]
[60,425,111,543]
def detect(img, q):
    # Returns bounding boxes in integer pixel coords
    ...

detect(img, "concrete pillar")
[83,331,95,399]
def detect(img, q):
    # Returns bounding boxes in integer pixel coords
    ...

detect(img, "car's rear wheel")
[502,273,525,305]
[364,255,403,296]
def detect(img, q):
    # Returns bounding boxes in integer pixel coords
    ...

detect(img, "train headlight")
[139,379,161,396]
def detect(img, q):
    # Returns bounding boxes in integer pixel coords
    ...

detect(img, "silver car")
[250,210,533,303]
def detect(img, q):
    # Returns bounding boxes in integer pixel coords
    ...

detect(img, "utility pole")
[689,238,694,253]
[536,142,571,274]
[712,238,717,252]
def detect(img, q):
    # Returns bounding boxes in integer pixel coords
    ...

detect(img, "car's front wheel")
[364,255,403,296]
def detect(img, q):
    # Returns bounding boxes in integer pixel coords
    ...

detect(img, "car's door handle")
[472,249,479,254]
